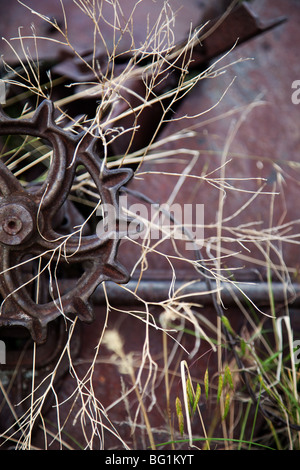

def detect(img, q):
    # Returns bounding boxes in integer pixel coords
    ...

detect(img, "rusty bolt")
[3,216,23,235]
[0,203,35,245]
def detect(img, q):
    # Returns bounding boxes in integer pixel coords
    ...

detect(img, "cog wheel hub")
[0,100,133,343]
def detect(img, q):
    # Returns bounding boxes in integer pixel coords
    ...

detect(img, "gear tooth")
[31,99,54,131]
[103,262,130,284]
[31,318,48,344]
[72,297,94,323]
[101,167,133,189]
[0,99,55,137]
[80,129,99,152]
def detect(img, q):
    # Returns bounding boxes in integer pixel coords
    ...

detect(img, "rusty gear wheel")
[0,100,133,343]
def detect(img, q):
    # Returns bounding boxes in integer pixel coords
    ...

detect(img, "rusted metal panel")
[124,0,300,280]
[0,0,202,64]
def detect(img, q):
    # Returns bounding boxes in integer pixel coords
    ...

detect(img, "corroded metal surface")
[0,0,202,64]
[123,0,300,281]
[0,2,287,342]
[0,100,133,343]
